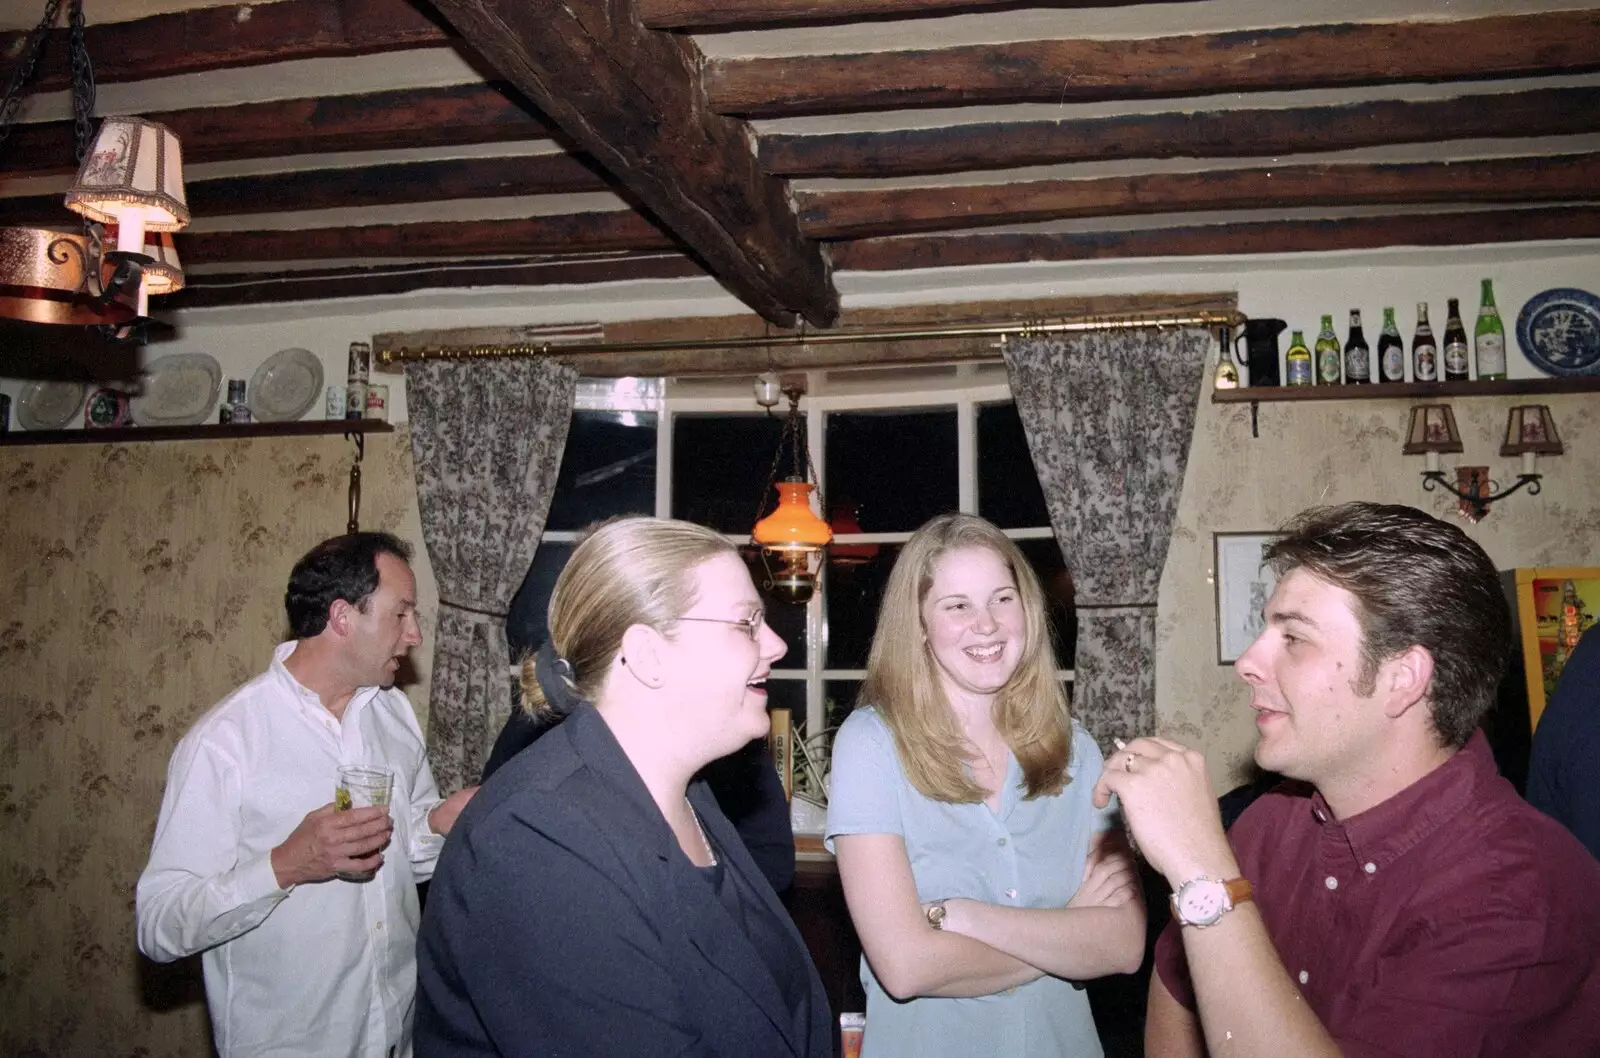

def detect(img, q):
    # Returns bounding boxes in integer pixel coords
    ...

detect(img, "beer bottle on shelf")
[1442,298,1470,382]
[1213,326,1240,390]
[1285,330,1313,387]
[1377,307,1405,382]
[1343,309,1371,384]
[1475,279,1507,380]
[1314,314,1342,385]
[1412,303,1438,382]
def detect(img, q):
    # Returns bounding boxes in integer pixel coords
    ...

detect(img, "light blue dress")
[825,706,1114,1058]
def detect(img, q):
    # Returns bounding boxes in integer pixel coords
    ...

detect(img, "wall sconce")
[1404,403,1562,521]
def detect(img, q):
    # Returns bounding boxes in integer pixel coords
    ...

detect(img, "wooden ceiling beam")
[166,253,703,308]
[0,154,608,224]
[636,0,1204,31]
[707,10,1600,117]
[177,212,674,265]
[830,206,1600,271]
[0,84,551,178]
[422,0,838,327]
[761,85,1600,179]
[0,0,451,90]
[799,153,1600,239]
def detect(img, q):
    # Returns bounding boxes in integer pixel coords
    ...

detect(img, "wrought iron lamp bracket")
[1420,469,1541,522]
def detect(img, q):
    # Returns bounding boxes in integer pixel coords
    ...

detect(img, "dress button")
[1299,970,1309,985]
[1364,862,1377,874]
[1324,876,1338,890]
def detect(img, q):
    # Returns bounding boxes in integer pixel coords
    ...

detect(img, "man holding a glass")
[137,531,477,1058]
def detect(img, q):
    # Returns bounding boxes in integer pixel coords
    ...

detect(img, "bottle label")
[1287,358,1313,386]
[1444,340,1469,376]
[1345,348,1370,381]
[1381,346,1405,381]
[1477,333,1506,376]
[1317,349,1341,383]
[1415,347,1437,381]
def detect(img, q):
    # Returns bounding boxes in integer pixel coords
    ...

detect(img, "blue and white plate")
[1516,288,1600,377]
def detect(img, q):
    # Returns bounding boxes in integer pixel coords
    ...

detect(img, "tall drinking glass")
[334,765,393,881]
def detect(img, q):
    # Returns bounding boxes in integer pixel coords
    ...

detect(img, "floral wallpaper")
[0,428,433,1057]
[1158,392,1600,792]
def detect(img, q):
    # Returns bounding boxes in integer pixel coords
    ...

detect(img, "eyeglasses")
[676,613,766,642]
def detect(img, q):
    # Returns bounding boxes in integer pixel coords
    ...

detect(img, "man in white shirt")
[137,532,477,1058]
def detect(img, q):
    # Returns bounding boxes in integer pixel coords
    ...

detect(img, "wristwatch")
[1169,876,1254,928]
[925,900,948,930]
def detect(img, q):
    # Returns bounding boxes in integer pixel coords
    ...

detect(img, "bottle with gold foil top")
[1285,330,1313,387]
[1475,279,1507,380]
[1314,315,1342,385]
[1213,327,1239,390]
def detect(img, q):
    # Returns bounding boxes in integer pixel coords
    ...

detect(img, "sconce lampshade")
[137,232,184,295]
[64,117,189,232]
[753,480,834,551]
[1500,405,1563,457]
[1402,404,1463,455]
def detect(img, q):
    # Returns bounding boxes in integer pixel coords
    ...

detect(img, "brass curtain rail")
[375,309,1244,368]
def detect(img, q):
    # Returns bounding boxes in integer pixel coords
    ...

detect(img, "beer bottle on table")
[1343,309,1371,384]
[1475,279,1507,380]
[1377,307,1405,382]
[1412,303,1438,382]
[1314,314,1342,385]
[1285,330,1313,387]
[1443,298,1470,382]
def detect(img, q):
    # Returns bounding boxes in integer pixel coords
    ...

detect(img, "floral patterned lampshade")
[137,232,184,295]
[1499,405,1563,457]
[64,117,189,232]
[1402,404,1463,455]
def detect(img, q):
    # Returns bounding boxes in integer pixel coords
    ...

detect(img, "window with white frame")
[504,365,1076,782]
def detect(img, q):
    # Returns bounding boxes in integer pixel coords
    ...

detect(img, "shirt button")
[1006,888,1017,899]
[1299,970,1309,985]
[374,921,385,931]
[997,837,1007,847]
[1324,876,1338,890]
[1364,862,1377,874]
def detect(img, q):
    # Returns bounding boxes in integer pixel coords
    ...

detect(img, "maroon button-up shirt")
[1155,733,1600,1057]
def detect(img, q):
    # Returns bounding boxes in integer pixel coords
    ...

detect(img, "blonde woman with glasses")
[416,517,831,1058]
[827,513,1143,1057]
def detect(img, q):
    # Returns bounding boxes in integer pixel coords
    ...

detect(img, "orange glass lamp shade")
[753,480,833,552]
[829,502,879,566]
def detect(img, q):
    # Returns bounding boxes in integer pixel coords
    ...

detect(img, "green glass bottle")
[1285,330,1312,387]
[1377,307,1405,382]
[1314,314,1342,384]
[1475,279,1507,380]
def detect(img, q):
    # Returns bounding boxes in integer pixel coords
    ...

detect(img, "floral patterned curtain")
[1002,328,1209,750]
[406,357,577,792]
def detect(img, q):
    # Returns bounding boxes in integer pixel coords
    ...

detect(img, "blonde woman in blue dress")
[826,513,1144,1057]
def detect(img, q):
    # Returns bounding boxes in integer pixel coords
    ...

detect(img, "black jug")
[1235,318,1288,387]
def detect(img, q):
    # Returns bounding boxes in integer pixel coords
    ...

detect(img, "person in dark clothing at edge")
[1526,626,1600,863]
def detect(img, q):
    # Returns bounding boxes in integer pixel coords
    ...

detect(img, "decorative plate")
[1515,288,1600,377]
[15,379,87,431]
[129,353,222,427]
[247,348,324,423]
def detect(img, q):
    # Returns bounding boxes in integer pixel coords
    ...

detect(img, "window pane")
[825,680,861,737]
[1016,537,1077,669]
[826,544,902,670]
[544,411,658,532]
[826,408,957,533]
[742,549,807,668]
[506,542,574,656]
[978,401,1051,529]
[672,413,787,534]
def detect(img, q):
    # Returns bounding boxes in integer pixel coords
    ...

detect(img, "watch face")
[1177,880,1227,925]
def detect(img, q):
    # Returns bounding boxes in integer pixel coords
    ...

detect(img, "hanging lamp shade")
[0,226,138,326]
[753,480,833,551]
[828,502,878,566]
[137,231,184,295]
[64,117,189,232]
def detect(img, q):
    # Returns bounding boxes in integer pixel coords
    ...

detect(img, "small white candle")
[1522,451,1537,476]
[1426,451,1440,474]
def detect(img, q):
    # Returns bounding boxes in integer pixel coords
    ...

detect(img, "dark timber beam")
[761,85,1600,179]
[0,154,608,223]
[707,10,1600,117]
[177,212,674,265]
[167,253,702,308]
[798,153,1600,239]
[0,0,451,90]
[830,206,1600,271]
[637,0,1204,31]
[422,0,838,327]
[0,85,552,177]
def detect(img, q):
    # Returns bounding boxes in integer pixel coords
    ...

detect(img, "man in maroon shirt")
[1096,502,1600,1058]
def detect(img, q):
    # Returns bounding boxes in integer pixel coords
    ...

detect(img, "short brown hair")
[1263,502,1509,747]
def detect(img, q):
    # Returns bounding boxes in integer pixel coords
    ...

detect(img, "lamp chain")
[67,0,93,163]
[0,0,64,152]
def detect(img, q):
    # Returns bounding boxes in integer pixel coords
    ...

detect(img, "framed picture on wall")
[1214,532,1285,665]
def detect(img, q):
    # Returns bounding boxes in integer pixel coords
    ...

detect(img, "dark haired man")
[137,532,476,1058]
[1096,502,1600,1057]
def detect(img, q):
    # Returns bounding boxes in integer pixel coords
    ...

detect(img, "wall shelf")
[1212,377,1600,404]
[0,420,394,447]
